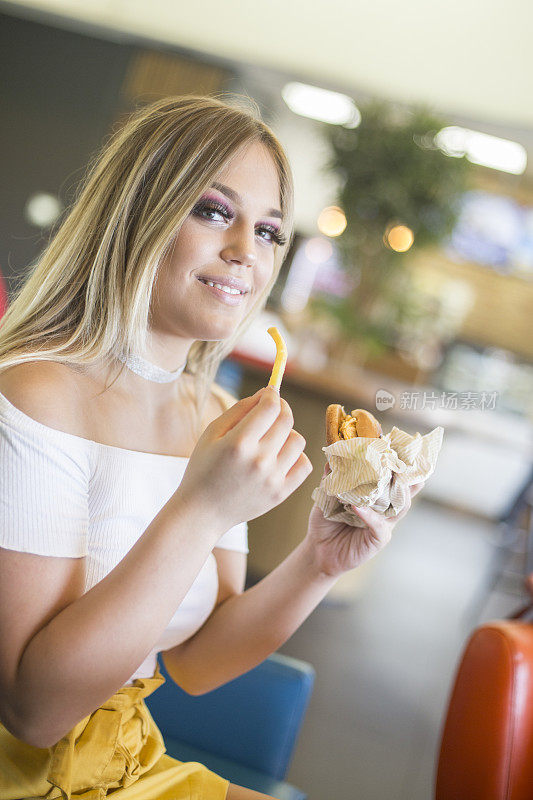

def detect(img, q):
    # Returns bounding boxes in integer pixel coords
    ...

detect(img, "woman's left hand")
[304,463,425,578]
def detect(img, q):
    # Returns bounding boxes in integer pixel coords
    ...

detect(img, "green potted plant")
[310,98,473,371]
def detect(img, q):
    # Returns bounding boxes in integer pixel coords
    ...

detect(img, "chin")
[194,323,240,342]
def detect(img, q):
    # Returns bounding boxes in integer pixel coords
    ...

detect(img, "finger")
[352,505,391,540]
[350,505,373,528]
[277,429,307,475]
[410,481,425,498]
[284,451,314,493]
[258,397,294,455]
[230,386,282,444]
[209,388,265,437]
[352,503,386,523]
[352,504,372,518]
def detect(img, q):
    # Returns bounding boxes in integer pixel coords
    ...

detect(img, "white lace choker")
[116,352,186,383]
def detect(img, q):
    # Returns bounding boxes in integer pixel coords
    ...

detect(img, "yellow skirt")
[0,662,230,800]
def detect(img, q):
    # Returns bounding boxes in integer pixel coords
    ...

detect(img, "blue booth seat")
[144,651,315,800]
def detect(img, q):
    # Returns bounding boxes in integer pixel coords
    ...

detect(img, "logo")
[375,389,395,411]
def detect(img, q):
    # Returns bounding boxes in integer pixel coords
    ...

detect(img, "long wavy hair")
[0,94,295,437]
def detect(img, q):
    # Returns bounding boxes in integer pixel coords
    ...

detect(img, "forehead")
[215,141,281,207]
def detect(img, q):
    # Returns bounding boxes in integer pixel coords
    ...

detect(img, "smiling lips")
[198,278,245,295]
[196,274,250,294]
[197,277,248,305]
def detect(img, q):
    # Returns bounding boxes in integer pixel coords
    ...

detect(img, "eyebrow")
[211,182,283,220]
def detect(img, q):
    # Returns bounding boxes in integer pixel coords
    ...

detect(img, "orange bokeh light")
[384,223,414,252]
[317,206,347,237]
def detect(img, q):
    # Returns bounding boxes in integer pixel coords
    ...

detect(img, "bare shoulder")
[0,361,88,437]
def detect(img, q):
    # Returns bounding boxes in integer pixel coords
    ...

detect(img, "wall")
[0,12,132,290]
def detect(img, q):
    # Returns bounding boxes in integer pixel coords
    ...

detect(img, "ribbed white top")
[0,390,248,685]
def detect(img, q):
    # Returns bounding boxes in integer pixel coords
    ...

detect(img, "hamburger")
[326,405,382,446]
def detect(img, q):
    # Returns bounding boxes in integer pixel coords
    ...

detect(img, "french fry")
[267,326,287,393]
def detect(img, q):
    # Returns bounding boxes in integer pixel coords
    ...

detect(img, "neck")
[116,351,187,383]
[142,334,194,373]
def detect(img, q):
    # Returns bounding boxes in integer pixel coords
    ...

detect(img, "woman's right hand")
[177,386,313,530]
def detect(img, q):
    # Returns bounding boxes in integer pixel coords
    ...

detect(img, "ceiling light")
[24,192,63,228]
[282,82,361,128]
[435,126,527,175]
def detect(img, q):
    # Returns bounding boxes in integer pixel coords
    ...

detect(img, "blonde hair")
[0,94,295,437]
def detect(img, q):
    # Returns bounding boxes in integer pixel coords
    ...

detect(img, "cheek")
[167,234,197,267]
[166,221,209,263]
[257,256,277,289]
[157,238,202,289]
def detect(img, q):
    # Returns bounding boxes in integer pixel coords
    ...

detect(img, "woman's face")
[152,140,284,344]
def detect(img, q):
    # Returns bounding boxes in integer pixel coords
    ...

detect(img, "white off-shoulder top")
[0,389,248,685]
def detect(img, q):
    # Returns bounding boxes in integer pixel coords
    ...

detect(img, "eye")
[192,200,233,223]
[256,224,287,246]
[192,199,287,246]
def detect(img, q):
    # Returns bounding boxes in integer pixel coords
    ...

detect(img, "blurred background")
[1,2,532,797]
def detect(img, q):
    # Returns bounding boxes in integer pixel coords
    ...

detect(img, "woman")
[0,94,423,800]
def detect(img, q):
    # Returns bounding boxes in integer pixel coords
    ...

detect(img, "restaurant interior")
[1,2,532,798]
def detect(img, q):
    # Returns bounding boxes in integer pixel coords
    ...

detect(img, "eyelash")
[192,200,287,246]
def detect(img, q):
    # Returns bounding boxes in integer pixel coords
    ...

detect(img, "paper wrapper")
[311,425,444,528]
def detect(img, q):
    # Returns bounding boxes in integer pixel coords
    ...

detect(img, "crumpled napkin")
[311,425,444,528]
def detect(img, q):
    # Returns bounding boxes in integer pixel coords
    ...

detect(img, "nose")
[220,221,257,268]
